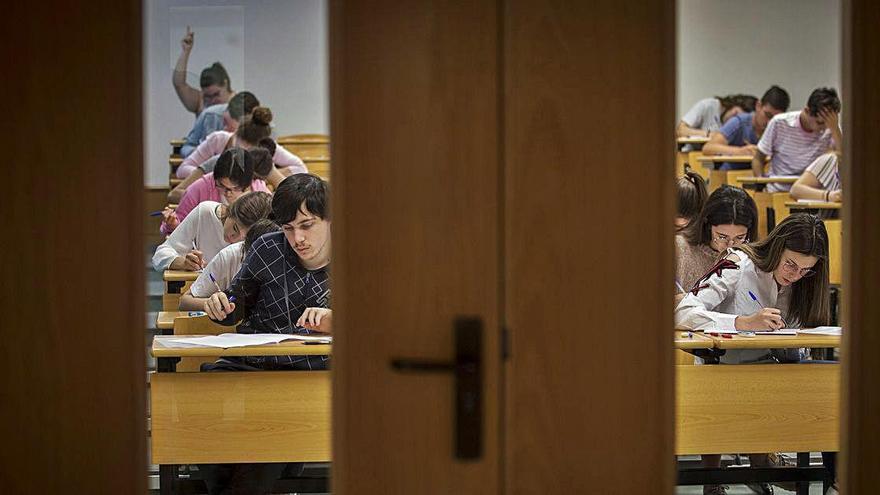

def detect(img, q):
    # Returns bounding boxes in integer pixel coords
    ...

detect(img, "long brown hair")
[738,213,830,327]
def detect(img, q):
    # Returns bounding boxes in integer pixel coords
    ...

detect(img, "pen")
[748,290,787,327]
[675,279,686,294]
[209,273,223,293]
[149,210,164,217]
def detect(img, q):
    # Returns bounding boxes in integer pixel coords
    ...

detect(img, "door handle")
[390,317,483,460]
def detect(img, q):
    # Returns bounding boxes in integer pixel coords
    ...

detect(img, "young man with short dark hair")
[751,87,842,192]
[702,85,791,169]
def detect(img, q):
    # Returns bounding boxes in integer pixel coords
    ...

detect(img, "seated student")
[180,91,260,158]
[702,86,790,170]
[200,174,330,493]
[176,106,307,179]
[153,192,272,272]
[676,186,758,294]
[676,94,758,138]
[172,26,233,116]
[179,215,277,311]
[169,139,282,204]
[675,168,708,231]
[162,148,271,235]
[752,87,842,192]
[791,152,841,203]
[675,213,830,495]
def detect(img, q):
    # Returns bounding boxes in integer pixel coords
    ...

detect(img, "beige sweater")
[674,234,722,292]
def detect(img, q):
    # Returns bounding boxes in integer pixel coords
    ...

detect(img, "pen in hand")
[748,290,787,328]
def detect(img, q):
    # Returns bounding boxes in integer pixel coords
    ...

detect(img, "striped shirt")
[805,152,841,192]
[757,111,834,192]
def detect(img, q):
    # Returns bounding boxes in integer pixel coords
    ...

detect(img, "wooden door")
[0,0,145,492]
[330,1,502,493]
[503,1,674,492]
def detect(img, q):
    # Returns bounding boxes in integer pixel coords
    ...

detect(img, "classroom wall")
[677,0,841,118]
[144,0,328,187]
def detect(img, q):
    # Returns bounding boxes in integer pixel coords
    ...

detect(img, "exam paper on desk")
[796,326,842,336]
[159,333,332,348]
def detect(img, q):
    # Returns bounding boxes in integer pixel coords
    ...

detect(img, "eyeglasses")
[215,180,246,194]
[781,258,816,278]
[711,233,749,246]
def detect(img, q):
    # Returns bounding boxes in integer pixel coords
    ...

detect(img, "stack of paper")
[797,326,842,336]
[158,333,332,349]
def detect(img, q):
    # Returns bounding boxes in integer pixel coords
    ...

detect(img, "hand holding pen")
[734,290,785,331]
[182,239,205,271]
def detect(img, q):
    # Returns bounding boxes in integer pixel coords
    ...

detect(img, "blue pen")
[748,290,787,327]
[208,272,223,293]
[149,210,164,217]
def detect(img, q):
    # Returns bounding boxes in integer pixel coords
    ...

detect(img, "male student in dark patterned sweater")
[201,173,331,495]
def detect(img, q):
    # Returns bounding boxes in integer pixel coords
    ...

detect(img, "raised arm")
[172,26,203,115]
[821,108,843,153]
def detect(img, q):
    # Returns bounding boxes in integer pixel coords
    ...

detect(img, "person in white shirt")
[151,191,272,272]
[677,94,757,138]
[675,213,831,495]
[179,219,280,311]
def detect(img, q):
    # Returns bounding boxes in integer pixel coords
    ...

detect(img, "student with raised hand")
[169,138,284,204]
[676,185,758,293]
[172,26,233,115]
[752,87,842,192]
[791,152,842,203]
[676,93,758,138]
[676,213,830,495]
[179,216,277,311]
[675,168,708,231]
[702,86,790,169]
[180,91,260,158]
[162,148,271,235]
[175,106,307,179]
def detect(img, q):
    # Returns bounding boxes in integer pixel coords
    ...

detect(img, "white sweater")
[151,201,228,271]
[189,242,244,297]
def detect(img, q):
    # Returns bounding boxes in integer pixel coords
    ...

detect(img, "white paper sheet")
[752,330,798,335]
[160,333,331,348]
[797,326,842,336]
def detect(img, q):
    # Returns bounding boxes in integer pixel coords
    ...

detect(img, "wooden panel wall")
[504,1,675,492]
[841,0,880,492]
[0,1,145,492]
[330,1,502,493]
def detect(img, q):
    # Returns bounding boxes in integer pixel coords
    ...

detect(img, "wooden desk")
[278,134,331,160]
[170,139,184,156]
[785,201,842,211]
[676,363,839,455]
[737,176,798,191]
[697,155,754,192]
[675,137,710,179]
[150,335,332,494]
[702,332,840,350]
[304,157,331,181]
[162,270,198,311]
[674,331,715,350]
[156,311,187,330]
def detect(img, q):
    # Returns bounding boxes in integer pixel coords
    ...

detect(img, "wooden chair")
[278,134,331,160]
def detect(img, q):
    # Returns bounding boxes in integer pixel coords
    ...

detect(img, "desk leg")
[159,464,176,495]
[796,453,810,495]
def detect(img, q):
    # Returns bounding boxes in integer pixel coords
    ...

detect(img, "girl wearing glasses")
[161,148,271,235]
[675,213,830,495]
[675,186,758,294]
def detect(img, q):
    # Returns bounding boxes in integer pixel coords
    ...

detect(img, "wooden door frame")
[841,0,880,492]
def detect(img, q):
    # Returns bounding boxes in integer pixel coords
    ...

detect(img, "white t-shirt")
[757,111,834,192]
[681,98,722,132]
[151,201,228,271]
[189,242,244,297]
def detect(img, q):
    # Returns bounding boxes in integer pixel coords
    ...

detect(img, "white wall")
[144,0,328,187]
[677,0,841,119]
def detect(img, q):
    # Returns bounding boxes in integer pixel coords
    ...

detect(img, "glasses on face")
[215,180,245,195]
[782,258,816,278]
[711,233,749,246]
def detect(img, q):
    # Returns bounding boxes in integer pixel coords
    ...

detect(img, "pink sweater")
[176,130,308,178]
[161,172,271,235]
